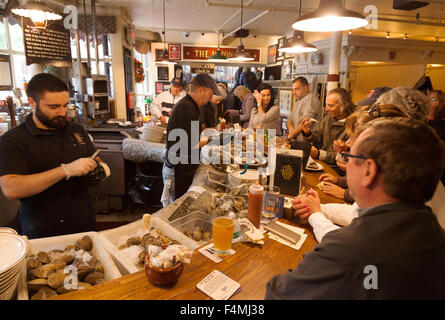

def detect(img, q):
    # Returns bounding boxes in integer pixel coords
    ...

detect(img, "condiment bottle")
[247,183,264,229]
[220,118,226,131]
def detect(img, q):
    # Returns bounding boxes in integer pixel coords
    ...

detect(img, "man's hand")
[319,173,338,184]
[160,115,167,124]
[320,182,345,200]
[63,158,97,178]
[333,139,349,153]
[310,146,319,159]
[291,188,321,219]
[300,118,313,135]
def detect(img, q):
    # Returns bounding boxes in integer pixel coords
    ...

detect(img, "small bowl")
[144,254,184,286]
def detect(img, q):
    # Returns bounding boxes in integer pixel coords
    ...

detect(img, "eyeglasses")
[340,152,368,163]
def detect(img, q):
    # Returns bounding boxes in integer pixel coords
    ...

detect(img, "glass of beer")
[212,217,235,256]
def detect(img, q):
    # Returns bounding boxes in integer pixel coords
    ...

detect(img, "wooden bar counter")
[52,161,346,300]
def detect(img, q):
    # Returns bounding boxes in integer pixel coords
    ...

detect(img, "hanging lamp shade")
[292,0,368,32]
[228,0,254,62]
[209,32,228,61]
[278,31,318,53]
[156,0,176,65]
[209,49,227,60]
[228,40,254,61]
[12,0,62,24]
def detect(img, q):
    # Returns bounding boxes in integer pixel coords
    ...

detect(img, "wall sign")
[168,44,181,60]
[190,63,215,74]
[278,88,293,117]
[183,46,260,62]
[22,18,72,67]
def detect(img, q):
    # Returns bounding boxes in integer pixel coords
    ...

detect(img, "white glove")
[61,158,97,180]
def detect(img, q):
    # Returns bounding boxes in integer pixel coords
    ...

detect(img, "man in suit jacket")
[266,118,445,299]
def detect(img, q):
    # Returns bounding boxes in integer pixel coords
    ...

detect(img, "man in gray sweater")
[266,118,445,299]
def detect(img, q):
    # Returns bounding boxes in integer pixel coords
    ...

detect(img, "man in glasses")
[266,118,445,299]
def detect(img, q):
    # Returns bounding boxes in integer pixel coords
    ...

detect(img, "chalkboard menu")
[22,18,72,67]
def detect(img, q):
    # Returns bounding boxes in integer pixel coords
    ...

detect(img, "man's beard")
[35,105,66,130]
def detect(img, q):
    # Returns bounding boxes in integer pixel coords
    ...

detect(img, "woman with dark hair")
[249,83,282,135]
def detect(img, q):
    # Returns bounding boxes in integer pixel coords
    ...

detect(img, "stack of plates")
[0,233,28,300]
[228,169,268,189]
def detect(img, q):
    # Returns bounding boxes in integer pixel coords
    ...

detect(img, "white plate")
[0,234,28,274]
[305,162,324,171]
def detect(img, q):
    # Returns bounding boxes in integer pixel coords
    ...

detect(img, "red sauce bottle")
[247,184,264,229]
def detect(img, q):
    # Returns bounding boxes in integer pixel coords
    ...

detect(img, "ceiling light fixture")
[209,32,228,61]
[12,0,62,29]
[278,1,318,54]
[292,0,368,32]
[228,0,254,62]
[386,31,390,39]
[404,33,408,40]
[157,0,176,65]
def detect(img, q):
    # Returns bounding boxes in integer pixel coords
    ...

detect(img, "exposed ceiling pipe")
[377,16,445,27]
[222,10,269,40]
[205,0,301,13]
[215,0,254,32]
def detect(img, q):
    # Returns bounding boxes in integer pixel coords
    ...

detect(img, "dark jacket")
[240,70,258,92]
[233,67,243,91]
[303,116,348,164]
[266,202,445,299]
[200,102,218,128]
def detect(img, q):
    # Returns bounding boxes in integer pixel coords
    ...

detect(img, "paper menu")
[267,221,307,250]
[196,270,241,300]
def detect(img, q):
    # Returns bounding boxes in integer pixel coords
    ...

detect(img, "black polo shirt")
[166,94,202,166]
[0,114,97,239]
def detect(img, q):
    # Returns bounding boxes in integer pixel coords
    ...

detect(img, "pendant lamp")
[157,0,176,65]
[209,32,228,61]
[292,0,368,32]
[278,31,318,53]
[228,0,254,62]
[278,1,318,54]
[12,0,62,29]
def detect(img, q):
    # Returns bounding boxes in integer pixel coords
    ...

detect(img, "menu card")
[196,270,241,300]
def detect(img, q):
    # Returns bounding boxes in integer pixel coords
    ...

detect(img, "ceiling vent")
[234,29,249,38]
[393,0,430,10]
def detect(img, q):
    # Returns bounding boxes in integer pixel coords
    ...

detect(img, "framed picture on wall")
[0,54,13,90]
[168,44,181,60]
[278,88,293,117]
[277,37,286,61]
[155,82,165,95]
[267,44,277,64]
[155,49,165,61]
[157,66,169,81]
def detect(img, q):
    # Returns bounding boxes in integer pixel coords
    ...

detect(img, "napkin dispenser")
[273,149,303,196]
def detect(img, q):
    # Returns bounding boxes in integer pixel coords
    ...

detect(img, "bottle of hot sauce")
[247,183,264,229]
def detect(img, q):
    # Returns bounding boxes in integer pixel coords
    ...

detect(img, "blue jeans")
[161,163,175,206]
